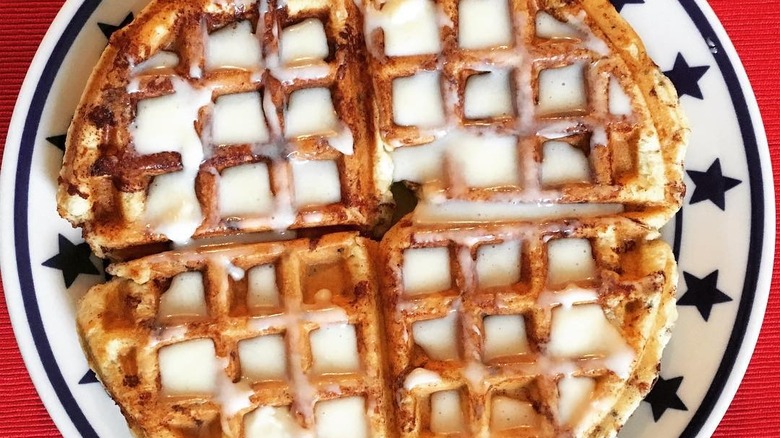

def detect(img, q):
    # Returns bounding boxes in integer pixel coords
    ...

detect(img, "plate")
[0,0,774,437]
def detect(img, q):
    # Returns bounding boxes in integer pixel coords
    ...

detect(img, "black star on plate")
[663,53,710,99]
[678,270,732,321]
[42,234,100,288]
[98,12,134,40]
[687,159,741,210]
[610,0,645,13]
[46,134,67,152]
[644,375,688,421]
[79,369,99,385]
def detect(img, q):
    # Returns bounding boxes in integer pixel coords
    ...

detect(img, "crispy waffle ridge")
[58,0,390,258]
[364,0,687,228]
[379,215,677,437]
[77,232,393,437]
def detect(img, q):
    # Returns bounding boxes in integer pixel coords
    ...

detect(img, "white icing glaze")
[392,130,519,188]
[392,71,445,128]
[490,396,536,431]
[482,314,530,361]
[536,120,584,139]
[212,92,270,145]
[145,172,204,244]
[243,406,305,438]
[238,334,287,381]
[221,256,246,281]
[536,285,599,309]
[158,339,217,395]
[268,62,332,84]
[136,78,212,244]
[290,159,342,207]
[219,163,275,218]
[570,11,610,56]
[205,20,263,71]
[430,390,466,434]
[540,140,592,187]
[283,87,354,155]
[158,271,208,321]
[133,51,179,74]
[609,77,632,116]
[391,139,446,183]
[131,79,210,160]
[371,0,441,57]
[448,131,521,189]
[464,70,514,119]
[303,212,324,223]
[557,376,595,427]
[603,348,636,379]
[262,14,329,84]
[476,240,521,288]
[403,368,442,390]
[280,18,329,66]
[214,357,256,435]
[303,307,351,326]
[591,125,607,147]
[463,361,489,394]
[325,126,355,156]
[537,62,588,115]
[402,247,451,295]
[535,12,581,39]
[458,0,512,49]
[247,264,280,309]
[310,324,360,374]
[546,238,596,286]
[285,88,339,138]
[412,312,459,361]
[314,397,368,438]
[246,302,349,424]
[547,304,634,377]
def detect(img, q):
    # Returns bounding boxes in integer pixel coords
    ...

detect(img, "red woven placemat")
[0,0,776,436]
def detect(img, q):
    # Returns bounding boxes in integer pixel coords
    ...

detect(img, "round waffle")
[63,0,688,436]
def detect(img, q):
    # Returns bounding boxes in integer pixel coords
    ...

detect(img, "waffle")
[67,0,686,436]
[58,0,392,258]
[77,232,392,437]
[379,215,677,437]
[364,0,687,228]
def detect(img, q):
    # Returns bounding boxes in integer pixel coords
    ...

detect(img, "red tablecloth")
[0,1,777,436]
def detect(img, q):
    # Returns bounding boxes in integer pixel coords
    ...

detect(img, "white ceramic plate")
[0,0,774,436]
